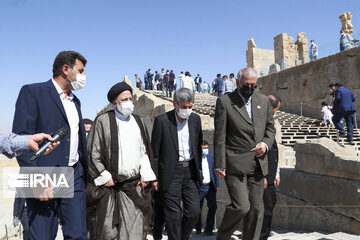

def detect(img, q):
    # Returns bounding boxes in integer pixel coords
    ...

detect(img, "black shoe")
[339,131,346,136]
[195,229,202,234]
[346,139,355,145]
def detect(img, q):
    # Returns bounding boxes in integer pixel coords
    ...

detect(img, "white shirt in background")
[201,155,211,184]
[181,76,194,91]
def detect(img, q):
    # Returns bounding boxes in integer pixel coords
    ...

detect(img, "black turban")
[107,82,132,103]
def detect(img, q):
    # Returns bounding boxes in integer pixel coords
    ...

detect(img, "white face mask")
[177,108,192,119]
[116,101,134,117]
[202,149,209,155]
[68,68,86,91]
[330,89,334,93]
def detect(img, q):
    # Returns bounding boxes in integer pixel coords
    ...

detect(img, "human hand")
[250,142,266,157]
[152,181,159,191]
[28,133,60,155]
[104,178,116,187]
[13,217,19,227]
[274,177,280,187]
[264,178,268,189]
[216,187,219,192]
[138,181,150,190]
[38,186,54,201]
[214,170,226,180]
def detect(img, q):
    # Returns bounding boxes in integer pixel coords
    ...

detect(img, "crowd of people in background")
[134,69,241,98]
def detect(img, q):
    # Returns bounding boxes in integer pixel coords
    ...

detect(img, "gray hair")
[237,67,258,85]
[174,88,194,105]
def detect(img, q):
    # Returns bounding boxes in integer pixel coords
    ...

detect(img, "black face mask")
[239,85,255,99]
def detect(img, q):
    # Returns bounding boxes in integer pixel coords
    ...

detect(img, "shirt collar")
[52,78,74,100]
[174,110,187,126]
[237,89,252,104]
[114,109,131,121]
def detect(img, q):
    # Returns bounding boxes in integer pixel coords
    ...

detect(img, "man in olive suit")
[214,67,275,240]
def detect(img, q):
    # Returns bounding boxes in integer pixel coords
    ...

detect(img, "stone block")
[273,191,360,235]
[278,168,360,225]
[294,138,360,180]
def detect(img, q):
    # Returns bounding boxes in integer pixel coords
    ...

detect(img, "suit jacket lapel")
[168,110,179,154]
[46,80,69,124]
[230,92,252,125]
[188,114,196,154]
[251,94,262,139]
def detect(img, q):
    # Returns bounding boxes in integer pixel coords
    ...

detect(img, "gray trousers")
[217,173,264,240]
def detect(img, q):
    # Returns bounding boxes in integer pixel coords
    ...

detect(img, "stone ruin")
[248,12,356,77]
[247,32,309,76]
[340,12,354,34]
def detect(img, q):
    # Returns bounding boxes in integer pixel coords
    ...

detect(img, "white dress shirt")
[181,76,194,92]
[175,111,193,162]
[52,79,79,166]
[94,111,156,186]
[201,155,211,184]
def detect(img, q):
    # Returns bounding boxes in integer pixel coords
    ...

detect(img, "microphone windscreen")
[57,127,68,139]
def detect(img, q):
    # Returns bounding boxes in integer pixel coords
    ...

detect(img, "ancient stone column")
[295,32,309,64]
[274,33,298,70]
[339,12,354,34]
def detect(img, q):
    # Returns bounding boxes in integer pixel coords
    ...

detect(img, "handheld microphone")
[30,127,68,161]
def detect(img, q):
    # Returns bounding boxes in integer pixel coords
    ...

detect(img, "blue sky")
[0,0,359,132]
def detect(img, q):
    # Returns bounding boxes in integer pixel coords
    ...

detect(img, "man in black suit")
[169,70,176,97]
[260,95,281,240]
[163,70,170,97]
[195,140,219,236]
[152,88,203,240]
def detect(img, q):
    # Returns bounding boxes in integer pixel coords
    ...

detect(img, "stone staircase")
[143,90,360,155]
[275,111,360,155]
[145,90,218,116]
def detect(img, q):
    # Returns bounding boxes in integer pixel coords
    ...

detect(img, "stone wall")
[246,39,275,76]
[257,46,360,121]
[247,32,309,76]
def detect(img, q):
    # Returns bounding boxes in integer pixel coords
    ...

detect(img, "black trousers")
[260,185,277,240]
[152,190,165,240]
[195,183,217,233]
[161,163,200,240]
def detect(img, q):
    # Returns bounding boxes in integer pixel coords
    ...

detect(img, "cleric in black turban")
[107,82,132,103]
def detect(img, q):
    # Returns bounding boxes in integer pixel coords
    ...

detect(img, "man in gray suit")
[214,67,275,240]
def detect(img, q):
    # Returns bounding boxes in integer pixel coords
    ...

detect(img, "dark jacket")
[13,197,26,217]
[152,110,203,191]
[201,153,219,188]
[169,72,175,83]
[214,77,224,93]
[155,73,160,81]
[265,140,278,186]
[214,91,275,176]
[12,80,88,182]
[333,87,356,114]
